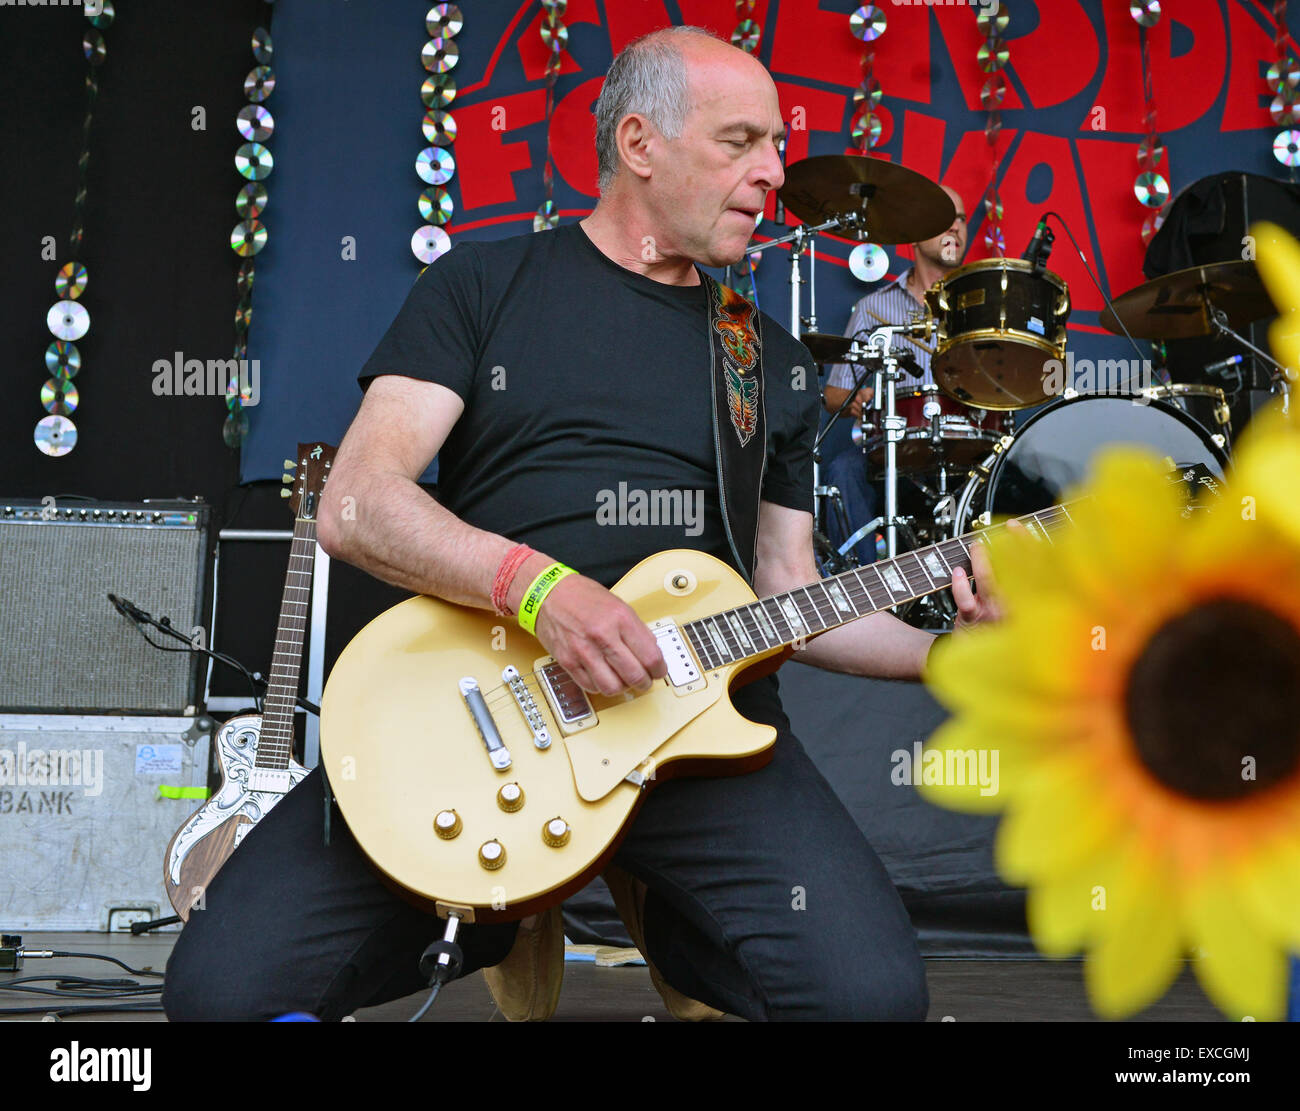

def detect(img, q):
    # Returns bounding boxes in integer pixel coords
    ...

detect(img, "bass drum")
[954,394,1229,533]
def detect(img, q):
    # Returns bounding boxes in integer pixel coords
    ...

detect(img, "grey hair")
[592,25,724,194]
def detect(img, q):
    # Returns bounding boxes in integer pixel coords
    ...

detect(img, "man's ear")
[617,114,656,182]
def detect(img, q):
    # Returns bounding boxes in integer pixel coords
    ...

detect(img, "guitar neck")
[254,515,318,769]
[681,503,1077,673]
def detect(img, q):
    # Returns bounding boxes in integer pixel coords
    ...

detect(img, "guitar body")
[163,714,310,919]
[320,549,786,922]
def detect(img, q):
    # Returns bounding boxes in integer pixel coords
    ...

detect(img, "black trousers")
[162,676,928,1021]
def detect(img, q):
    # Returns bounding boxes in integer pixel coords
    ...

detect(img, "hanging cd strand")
[227,9,277,449]
[1130,1,1170,245]
[847,5,889,284]
[1269,1,1299,182]
[730,0,761,57]
[533,1,568,232]
[724,0,764,302]
[976,2,1009,258]
[415,4,461,267]
[37,0,115,458]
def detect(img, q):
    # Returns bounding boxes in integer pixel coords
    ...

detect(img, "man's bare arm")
[318,374,666,696]
[822,384,872,418]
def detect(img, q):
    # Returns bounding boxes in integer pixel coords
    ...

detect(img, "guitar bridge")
[503,665,551,749]
[536,661,596,735]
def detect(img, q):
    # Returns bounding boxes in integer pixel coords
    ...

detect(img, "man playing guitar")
[162,25,997,1024]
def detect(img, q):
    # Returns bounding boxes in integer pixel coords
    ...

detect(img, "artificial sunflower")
[922,226,1300,1022]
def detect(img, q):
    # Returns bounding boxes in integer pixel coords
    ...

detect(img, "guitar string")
[473,503,1078,722]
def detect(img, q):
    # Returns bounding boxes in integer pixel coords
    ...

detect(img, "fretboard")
[682,503,1075,672]
[255,516,317,770]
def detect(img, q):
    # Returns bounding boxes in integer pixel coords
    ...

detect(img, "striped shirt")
[825,268,936,390]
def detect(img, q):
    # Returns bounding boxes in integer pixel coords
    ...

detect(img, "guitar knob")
[541,818,571,848]
[497,783,525,812]
[433,809,461,839]
[478,840,506,870]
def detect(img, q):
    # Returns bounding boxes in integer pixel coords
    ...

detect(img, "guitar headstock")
[281,442,337,520]
[1164,460,1223,517]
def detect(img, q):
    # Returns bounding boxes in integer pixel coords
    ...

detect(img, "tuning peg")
[284,459,296,470]
[280,488,291,498]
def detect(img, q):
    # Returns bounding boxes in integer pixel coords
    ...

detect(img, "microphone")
[107,593,148,622]
[1205,354,1245,377]
[1022,216,1052,269]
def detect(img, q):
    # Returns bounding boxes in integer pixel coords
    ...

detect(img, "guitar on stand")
[163,442,336,919]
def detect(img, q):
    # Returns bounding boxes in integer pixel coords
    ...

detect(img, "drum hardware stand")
[858,321,934,561]
[1205,302,1293,415]
[743,207,873,576]
[811,342,880,572]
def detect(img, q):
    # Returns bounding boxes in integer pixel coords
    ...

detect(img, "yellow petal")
[926,612,1092,717]
[1222,402,1300,546]
[1185,877,1290,1021]
[1252,221,1300,311]
[912,718,1014,814]
[996,750,1124,883]
[1253,222,1300,371]
[1026,839,1128,957]
[1084,861,1185,1019]
[1233,831,1300,953]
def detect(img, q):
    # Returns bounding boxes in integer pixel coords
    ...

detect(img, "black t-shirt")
[359,221,819,588]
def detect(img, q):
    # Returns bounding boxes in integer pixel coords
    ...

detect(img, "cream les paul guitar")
[163,443,335,919]
[320,499,1100,925]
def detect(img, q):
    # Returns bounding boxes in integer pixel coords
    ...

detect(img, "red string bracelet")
[491,543,535,616]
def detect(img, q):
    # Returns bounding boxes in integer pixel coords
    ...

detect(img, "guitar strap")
[703,274,767,584]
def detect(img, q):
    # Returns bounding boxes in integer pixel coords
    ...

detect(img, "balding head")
[593,26,773,193]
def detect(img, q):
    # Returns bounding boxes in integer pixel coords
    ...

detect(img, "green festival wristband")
[517,562,576,634]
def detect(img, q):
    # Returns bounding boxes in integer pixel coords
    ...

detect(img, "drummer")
[822,184,967,563]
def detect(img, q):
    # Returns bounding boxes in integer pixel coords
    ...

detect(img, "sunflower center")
[1124,599,1300,801]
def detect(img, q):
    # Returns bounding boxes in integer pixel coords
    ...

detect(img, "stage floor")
[0,932,1223,1022]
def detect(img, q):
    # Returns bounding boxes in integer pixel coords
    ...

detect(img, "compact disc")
[45,341,81,377]
[426,4,464,37]
[849,242,890,283]
[418,187,454,225]
[55,262,88,299]
[47,300,90,340]
[41,377,79,415]
[416,146,455,185]
[411,225,451,264]
[237,104,275,142]
[231,219,267,257]
[34,415,77,457]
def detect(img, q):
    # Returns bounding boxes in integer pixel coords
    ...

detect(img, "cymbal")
[1100,260,1276,340]
[801,332,856,363]
[778,155,955,244]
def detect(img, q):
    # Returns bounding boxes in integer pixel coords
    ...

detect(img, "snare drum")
[953,393,1228,534]
[924,258,1070,411]
[860,384,1010,474]
[1140,383,1232,449]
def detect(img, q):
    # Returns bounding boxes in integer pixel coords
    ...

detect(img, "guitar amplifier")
[0,499,210,714]
[0,713,213,930]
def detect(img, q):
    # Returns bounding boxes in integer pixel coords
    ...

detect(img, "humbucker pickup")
[538,662,596,734]
[653,621,703,690]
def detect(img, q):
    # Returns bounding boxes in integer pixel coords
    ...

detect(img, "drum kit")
[740,155,1294,629]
